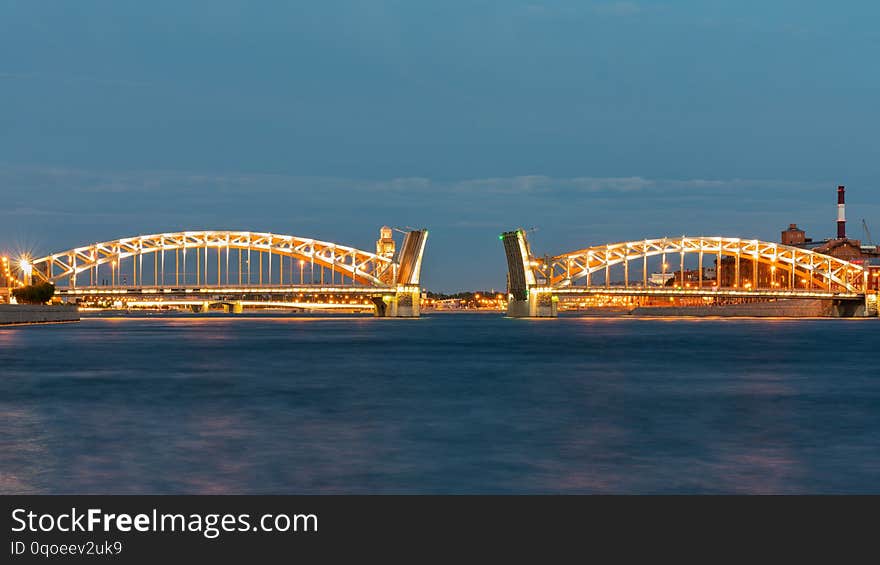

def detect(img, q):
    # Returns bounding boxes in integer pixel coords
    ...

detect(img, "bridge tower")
[374,228,429,318]
[376,226,396,259]
[500,230,557,318]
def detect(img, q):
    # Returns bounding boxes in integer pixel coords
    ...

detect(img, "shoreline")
[0,319,80,327]
[0,304,81,326]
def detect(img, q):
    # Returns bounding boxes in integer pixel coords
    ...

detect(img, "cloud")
[0,71,150,88]
[0,164,826,200]
[0,207,77,217]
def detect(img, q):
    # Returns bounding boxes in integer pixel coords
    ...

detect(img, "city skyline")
[3,1,880,291]
[1,167,875,291]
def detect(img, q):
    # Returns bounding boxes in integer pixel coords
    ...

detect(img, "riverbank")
[0,304,80,326]
[629,299,861,318]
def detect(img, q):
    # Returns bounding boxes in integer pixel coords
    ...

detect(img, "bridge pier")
[507,291,558,318]
[866,293,879,317]
[221,301,244,314]
[373,287,422,318]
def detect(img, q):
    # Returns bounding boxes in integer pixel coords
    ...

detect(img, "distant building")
[435,298,465,309]
[781,224,811,246]
[781,185,880,288]
[866,260,880,291]
[649,272,674,286]
[781,227,878,264]
[806,238,868,262]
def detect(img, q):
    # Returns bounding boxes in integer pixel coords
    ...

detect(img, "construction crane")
[863,219,874,246]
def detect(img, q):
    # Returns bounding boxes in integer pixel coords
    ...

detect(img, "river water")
[1,314,878,493]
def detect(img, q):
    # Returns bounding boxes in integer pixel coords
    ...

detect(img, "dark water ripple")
[1,314,878,494]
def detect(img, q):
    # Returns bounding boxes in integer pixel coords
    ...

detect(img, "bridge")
[19,227,429,317]
[501,230,879,317]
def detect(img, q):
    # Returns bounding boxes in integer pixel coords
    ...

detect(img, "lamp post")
[300,259,304,285]
[19,257,33,286]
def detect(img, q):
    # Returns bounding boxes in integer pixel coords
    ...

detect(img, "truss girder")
[540,236,865,293]
[30,231,396,287]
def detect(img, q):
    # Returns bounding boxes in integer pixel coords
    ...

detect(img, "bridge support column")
[373,287,421,318]
[866,293,879,317]
[507,290,558,318]
[221,301,244,314]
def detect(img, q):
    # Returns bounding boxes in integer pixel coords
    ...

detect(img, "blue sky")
[1,1,879,291]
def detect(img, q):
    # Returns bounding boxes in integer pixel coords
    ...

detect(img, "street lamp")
[299,259,305,284]
[18,256,32,285]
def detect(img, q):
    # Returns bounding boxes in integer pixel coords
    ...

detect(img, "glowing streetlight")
[18,256,32,284]
[1,256,10,289]
[299,259,305,284]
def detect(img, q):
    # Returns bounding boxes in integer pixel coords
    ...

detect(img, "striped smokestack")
[837,185,846,239]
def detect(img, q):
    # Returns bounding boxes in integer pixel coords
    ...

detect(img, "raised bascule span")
[24,228,429,317]
[501,230,877,318]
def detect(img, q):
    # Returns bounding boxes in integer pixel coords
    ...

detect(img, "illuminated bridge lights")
[56,285,394,296]
[534,236,867,296]
[22,229,428,316]
[26,230,427,291]
[504,234,870,318]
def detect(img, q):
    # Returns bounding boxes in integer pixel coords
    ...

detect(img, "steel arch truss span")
[29,230,425,289]
[539,236,866,294]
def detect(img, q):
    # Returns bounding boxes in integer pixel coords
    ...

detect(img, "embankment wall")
[0,304,80,325]
[629,299,860,318]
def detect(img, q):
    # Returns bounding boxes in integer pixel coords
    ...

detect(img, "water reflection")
[1,315,879,493]
[0,406,50,494]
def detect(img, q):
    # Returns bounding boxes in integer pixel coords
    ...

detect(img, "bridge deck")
[57,284,401,297]
[548,286,864,300]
